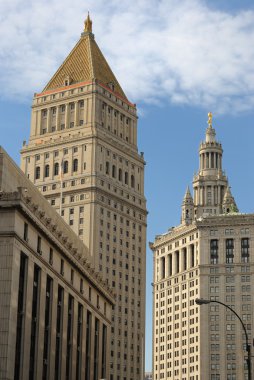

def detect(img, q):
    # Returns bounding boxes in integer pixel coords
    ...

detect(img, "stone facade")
[0,147,114,380]
[151,115,254,380]
[20,15,147,380]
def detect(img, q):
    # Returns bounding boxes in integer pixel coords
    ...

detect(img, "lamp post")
[195,298,252,380]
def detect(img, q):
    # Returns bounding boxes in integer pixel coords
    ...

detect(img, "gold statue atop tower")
[84,12,92,33]
[207,112,213,128]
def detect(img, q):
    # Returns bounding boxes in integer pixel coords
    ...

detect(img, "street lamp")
[195,298,252,380]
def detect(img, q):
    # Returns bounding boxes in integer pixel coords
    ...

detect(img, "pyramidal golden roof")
[43,15,127,100]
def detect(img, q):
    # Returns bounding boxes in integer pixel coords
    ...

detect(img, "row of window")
[15,253,107,380]
[42,100,84,117]
[211,238,250,264]
[105,161,136,187]
[35,159,79,179]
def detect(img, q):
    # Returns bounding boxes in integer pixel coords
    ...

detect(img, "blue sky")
[1,0,254,372]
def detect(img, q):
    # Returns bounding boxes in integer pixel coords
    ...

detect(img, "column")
[209,153,211,169]
[65,103,69,129]
[74,101,79,127]
[47,109,51,132]
[56,106,60,130]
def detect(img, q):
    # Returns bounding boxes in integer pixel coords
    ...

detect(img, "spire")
[84,12,92,33]
[222,186,239,214]
[181,186,194,225]
[183,186,193,203]
[205,112,216,143]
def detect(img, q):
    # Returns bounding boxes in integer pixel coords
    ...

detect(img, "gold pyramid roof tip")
[84,12,92,33]
[42,15,129,102]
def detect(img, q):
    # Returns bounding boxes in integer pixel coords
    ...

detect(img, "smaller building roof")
[0,146,115,303]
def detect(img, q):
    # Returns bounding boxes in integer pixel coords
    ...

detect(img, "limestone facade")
[0,147,114,380]
[151,115,254,380]
[20,16,147,380]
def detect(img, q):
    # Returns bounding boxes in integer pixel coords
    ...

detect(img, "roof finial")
[207,112,212,128]
[84,12,92,33]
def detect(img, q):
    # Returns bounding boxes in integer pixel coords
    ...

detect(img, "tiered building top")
[181,113,238,224]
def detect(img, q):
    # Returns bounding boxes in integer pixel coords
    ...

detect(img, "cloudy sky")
[1,0,254,372]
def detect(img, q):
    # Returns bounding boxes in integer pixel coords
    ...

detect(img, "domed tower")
[222,186,239,214]
[181,186,194,225]
[193,112,230,218]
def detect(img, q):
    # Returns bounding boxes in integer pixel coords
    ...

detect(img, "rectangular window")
[210,239,219,264]
[55,286,64,380]
[14,253,28,380]
[66,295,74,380]
[101,324,107,379]
[60,260,64,275]
[85,311,92,380]
[49,248,53,265]
[76,304,83,380]
[226,239,234,263]
[23,222,28,242]
[42,276,53,380]
[241,238,249,263]
[93,318,100,380]
[37,236,42,254]
[29,265,41,380]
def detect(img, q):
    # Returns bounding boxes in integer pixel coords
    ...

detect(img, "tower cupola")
[192,113,232,218]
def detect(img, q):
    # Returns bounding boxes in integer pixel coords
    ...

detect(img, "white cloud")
[0,0,254,113]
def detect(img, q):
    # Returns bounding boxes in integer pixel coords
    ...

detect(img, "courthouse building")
[0,147,114,380]
[20,14,147,380]
[151,114,254,380]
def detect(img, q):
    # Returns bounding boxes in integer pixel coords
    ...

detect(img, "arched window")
[125,172,128,185]
[63,161,68,174]
[35,166,40,180]
[131,175,135,188]
[106,161,110,175]
[54,162,59,176]
[112,165,116,178]
[118,168,122,181]
[73,159,78,172]
[44,165,50,177]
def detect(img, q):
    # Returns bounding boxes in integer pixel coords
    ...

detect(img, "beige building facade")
[0,147,114,380]
[151,115,254,380]
[20,15,147,380]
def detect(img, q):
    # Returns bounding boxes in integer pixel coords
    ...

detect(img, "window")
[112,165,116,178]
[241,238,249,263]
[210,239,218,264]
[106,162,110,175]
[73,159,78,172]
[35,166,40,180]
[61,105,65,112]
[60,260,64,275]
[23,222,28,242]
[226,239,234,263]
[54,162,59,176]
[64,161,68,174]
[131,175,135,188]
[44,165,50,177]
[49,248,53,264]
[119,168,122,181]
[125,172,129,185]
[70,121,74,128]
[37,236,42,254]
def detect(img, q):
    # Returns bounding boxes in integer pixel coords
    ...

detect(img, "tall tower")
[193,112,231,218]
[20,15,147,380]
[151,114,253,380]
